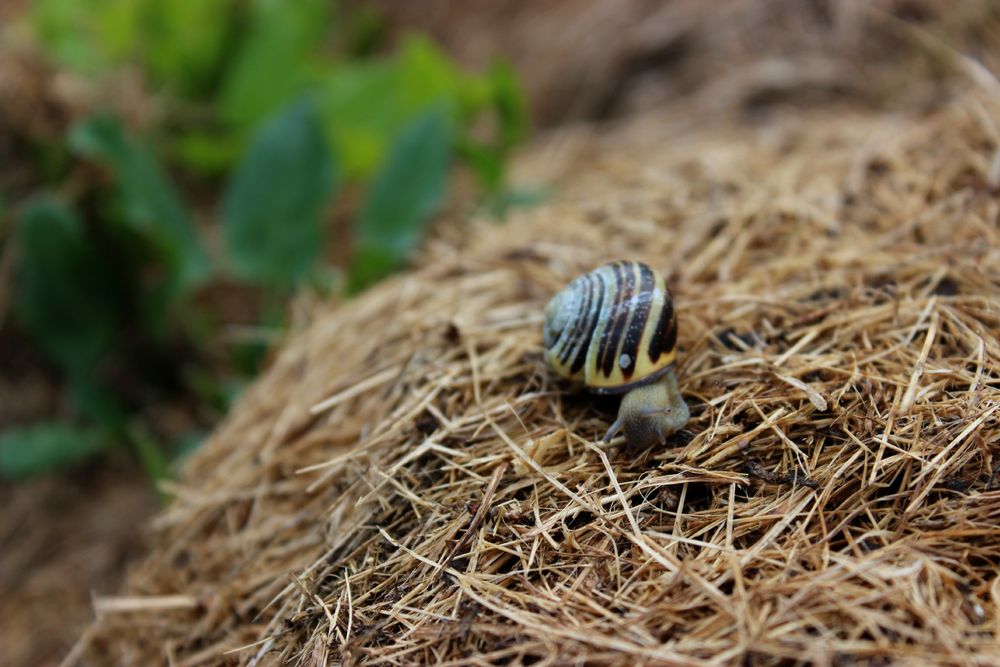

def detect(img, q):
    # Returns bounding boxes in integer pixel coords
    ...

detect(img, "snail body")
[544,260,689,448]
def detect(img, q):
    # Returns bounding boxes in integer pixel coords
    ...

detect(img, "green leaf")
[69,377,127,428]
[319,37,465,178]
[348,105,451,293]
[175,131,245,175]
[32,0,117,74]
[319,61,401,177]
[488,60,529,150]
[219,0,330,129]
[32,0,235,96]
[14,197,122,374]
[458,138,506,193]
[93,0,143,63]
[223,98,336,286]
[343,3,387,57]
[396,37,465,112]
[0,423,109,479]
[134,0,236,97]
[454,60,528,196]
[70,116,209,293]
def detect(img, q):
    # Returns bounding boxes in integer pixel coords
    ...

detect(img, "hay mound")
[83,80,1000,665]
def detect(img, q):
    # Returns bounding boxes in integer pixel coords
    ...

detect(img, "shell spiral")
[543,261,678,394]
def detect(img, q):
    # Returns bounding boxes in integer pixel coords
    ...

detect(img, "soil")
[0,457,156,667]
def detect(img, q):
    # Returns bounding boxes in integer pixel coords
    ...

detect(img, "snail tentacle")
[602,417,624,443]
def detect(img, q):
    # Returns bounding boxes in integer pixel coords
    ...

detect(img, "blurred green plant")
[1,0,536,483]
[223,97,337,287]
[13,198,121,377]
[349,104,451,293]
[70,116,210,297]
[0,423,109,479]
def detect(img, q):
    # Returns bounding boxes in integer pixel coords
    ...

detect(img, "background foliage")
[1,0,530,482]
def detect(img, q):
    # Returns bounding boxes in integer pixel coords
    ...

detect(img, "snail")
[543,260,689,449]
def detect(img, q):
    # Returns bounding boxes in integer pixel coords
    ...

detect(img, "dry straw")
[79,27,1000,667]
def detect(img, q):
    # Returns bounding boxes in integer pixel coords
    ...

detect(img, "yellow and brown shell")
[543,260,677,394]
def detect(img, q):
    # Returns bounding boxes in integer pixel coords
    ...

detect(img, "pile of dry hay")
[79,72,1000,665]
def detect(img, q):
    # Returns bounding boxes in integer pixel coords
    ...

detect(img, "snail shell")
[543,260,677,394]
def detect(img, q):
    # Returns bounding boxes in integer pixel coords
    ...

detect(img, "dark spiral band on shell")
[619,262,654,378]
[569,272,604,375]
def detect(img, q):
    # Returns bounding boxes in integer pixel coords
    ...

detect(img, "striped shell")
[543,261,677,394]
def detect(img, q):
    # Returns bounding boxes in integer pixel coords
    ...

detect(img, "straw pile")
[82,35,1000,667]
